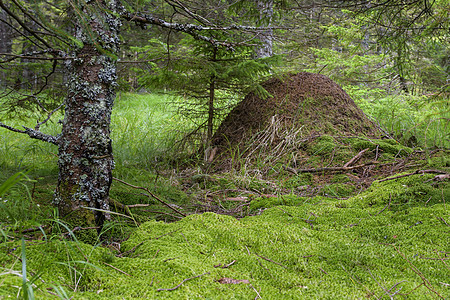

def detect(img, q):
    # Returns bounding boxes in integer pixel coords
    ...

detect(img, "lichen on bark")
[54,0,120,230]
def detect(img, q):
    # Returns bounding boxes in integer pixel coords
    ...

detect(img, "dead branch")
[102,262,132,277]
[157,272,210,291]
[155,228,182,240]
[256,258,275,280]
[0,122,59,145]
[116,242,143,258]
[109,198,132,216]
[113,177,186,217]
[392,245,444,299]
[217,277,250,284]
[214,260,236,268]
[254,253,288,269]
[284,162,378,175]
[378,170,449,183]
[344,148,369,167]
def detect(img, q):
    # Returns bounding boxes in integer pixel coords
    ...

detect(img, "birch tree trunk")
[54,1,120,230]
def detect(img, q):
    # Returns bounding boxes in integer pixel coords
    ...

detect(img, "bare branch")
[35,103,64,131]
[120,10,286,50]
[0,0,51,49]
[0,122,59,145]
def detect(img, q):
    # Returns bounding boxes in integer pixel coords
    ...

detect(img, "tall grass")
[355,93,449,149]
[111,93,195,171]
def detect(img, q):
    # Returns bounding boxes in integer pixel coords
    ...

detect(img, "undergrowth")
[0,173,448,299]
[0,92,449,299]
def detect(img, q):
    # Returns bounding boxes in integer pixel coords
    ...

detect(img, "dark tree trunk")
[207,48,217,148]
[0,5,14,87]
[54,1,120,230]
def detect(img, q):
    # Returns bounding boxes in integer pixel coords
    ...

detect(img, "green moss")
[347,173,449,209]
[320,183,355,198]
[345,137,413,156]
[331,174,350,183]
[427,154,450,169]
[307,135,336,156]
[283,173,313,188]
[1,177,448,299]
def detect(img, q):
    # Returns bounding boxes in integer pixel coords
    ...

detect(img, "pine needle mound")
[212,72,380,157]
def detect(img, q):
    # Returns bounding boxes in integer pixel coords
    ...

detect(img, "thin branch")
[392,244,444,299]
[285,162,378,175]
[378,169,449,182]
[121,10,285,50]
[112,177,186,217]
[254,253,288,269]
[35,103,64,131]
[0,0,51,49]
[0,53,70,61]
[344,148,369,167]
[157,272,210,292]
[0,121,59,145]
[102,262,132,276]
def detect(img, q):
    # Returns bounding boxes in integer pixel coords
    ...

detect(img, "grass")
[0,91,449,299]
[356,94,450,149]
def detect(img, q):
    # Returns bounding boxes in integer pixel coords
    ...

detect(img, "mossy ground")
[1,172,448,299]
[1,93,449,299]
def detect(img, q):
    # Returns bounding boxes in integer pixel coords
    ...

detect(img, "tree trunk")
[0,4,14,87]
[255,0,273,58]
[204,47,217,162]
[54,1,120,230]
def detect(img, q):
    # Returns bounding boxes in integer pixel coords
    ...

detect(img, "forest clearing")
[0,0,449,299]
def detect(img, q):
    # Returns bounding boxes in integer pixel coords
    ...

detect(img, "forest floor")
[0,88,449,299]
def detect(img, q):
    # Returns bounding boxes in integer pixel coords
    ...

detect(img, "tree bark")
[0,4,14,87]
[54,1,120,230]
[255,0,273,58]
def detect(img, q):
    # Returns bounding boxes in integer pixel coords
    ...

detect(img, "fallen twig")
[155,228,182,240]
[214,260,236,268]
[370,194,391,216]
[109,198,132,216]
[284,162,378,175]
[157,272,210,291]
[117,242,143,258]
[254,253,288,269]
[256,258,275,280]
[392,245,444,299]
[16,225,48,234]
[249,283,262,299]
[437,217,449,227]
[378,170,449,183]
[344,148,369,167]
[102,262,131,277]
[113,177,186,217]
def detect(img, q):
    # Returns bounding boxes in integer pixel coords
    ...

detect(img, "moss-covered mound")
[1,173,448,299]
[212,72,380,155]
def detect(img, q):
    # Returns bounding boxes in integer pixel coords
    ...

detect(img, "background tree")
[0,0,447,231]
[0,0,280,230]
[133,0,279,160]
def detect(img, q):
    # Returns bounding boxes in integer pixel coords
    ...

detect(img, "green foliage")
[357,94,450,148]
[132,29,279,146]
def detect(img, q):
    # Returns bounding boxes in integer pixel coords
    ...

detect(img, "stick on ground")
[157,272,210,292]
